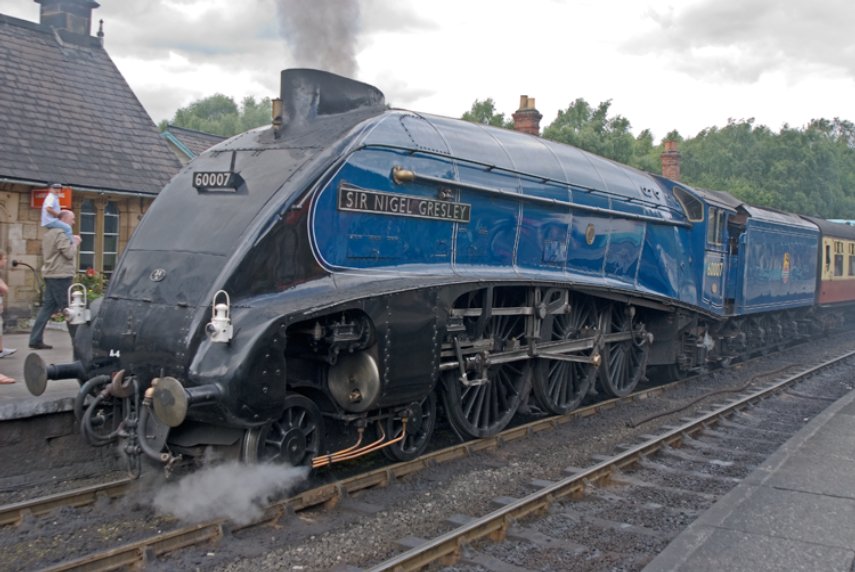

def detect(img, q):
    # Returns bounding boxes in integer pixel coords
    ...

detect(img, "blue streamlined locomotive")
[24,69,852,470]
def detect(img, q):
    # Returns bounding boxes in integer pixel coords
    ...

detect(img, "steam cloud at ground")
[153,462,309,525]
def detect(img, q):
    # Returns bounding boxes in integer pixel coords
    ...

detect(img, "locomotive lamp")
[65,283,91,325]
[206,290,234,343]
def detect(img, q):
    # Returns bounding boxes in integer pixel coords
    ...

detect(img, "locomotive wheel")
[532,297,598,414]
[241,395,323,466]
[597,304,648,398]
[382,391,437,462]
[442,290,529,439]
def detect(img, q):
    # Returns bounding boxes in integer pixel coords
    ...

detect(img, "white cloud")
[2,0,854,138]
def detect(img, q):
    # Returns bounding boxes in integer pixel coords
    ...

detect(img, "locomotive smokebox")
[276,68,385,136]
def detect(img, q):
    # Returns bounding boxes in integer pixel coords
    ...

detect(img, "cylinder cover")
[327,352,380,413]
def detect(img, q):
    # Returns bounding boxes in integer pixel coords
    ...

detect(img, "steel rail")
[368,348,855,571]
[0,479,133,527]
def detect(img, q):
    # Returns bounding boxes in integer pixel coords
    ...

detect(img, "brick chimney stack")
[35,0,100,36]
[661,140,681,181]
[512,95,542,136]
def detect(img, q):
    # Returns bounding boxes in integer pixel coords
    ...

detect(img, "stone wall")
[0,183,152,329]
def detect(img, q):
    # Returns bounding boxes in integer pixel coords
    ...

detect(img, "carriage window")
[834,241,844,277]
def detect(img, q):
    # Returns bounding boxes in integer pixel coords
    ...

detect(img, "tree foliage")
[461,98,513,129]
[158,94,272,137]
[679,118,855,217]
[460,95,855,219]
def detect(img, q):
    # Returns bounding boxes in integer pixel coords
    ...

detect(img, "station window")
[103,202,119,277]
[849,243,855,277]
[77,199,121,278]
[78,199,96,272]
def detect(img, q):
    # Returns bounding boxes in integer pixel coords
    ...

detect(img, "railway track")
[2,340,853,571]
[368,349,855,571]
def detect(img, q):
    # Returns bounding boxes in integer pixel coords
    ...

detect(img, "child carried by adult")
[41,183,73,240]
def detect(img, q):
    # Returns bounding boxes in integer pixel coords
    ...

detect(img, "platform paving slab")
[0,329,80,420]
[644,386,855,571]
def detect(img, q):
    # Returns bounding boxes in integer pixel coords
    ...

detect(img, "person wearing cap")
[29,210,81,350]
[41,184,73,240]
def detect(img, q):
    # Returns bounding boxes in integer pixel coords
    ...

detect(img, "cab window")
[673,187,703,222]
[706,207,725,246]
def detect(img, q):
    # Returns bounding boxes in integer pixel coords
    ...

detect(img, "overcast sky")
[3,0,854,140]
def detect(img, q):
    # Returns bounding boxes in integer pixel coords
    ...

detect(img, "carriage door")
[702,207,727,311]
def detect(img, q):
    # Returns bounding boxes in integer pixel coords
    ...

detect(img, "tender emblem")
[150,268,167,282]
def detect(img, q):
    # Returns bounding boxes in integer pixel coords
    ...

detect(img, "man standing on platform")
[29,209,81,350]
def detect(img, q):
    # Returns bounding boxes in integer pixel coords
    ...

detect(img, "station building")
[0,0,182,327]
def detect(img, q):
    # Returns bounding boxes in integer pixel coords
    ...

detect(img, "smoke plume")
[277,0,361,77]
[153,462,309,525]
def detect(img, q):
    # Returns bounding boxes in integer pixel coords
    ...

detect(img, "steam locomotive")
[25,69,855,471]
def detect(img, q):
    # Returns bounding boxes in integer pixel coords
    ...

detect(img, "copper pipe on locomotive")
[311,419,407,469]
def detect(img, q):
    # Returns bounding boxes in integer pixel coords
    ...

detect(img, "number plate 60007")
[193,171,235,189]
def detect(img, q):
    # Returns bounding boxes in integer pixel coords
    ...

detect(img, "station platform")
[0,328,80,420]
[645,385,855,571]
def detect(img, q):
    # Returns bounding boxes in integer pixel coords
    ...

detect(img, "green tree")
[542,98,636,164]
[461,98,513,129]
[159,94,272,137]
[473,97,855,219]
[676,118,855,218]
[631,129,659,173]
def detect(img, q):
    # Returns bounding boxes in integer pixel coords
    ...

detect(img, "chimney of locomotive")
[35,0,100,36]
[512,95,542,136]
[661,140,682,181]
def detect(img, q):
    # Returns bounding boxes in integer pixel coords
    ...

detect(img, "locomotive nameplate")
[338,184,471,223]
